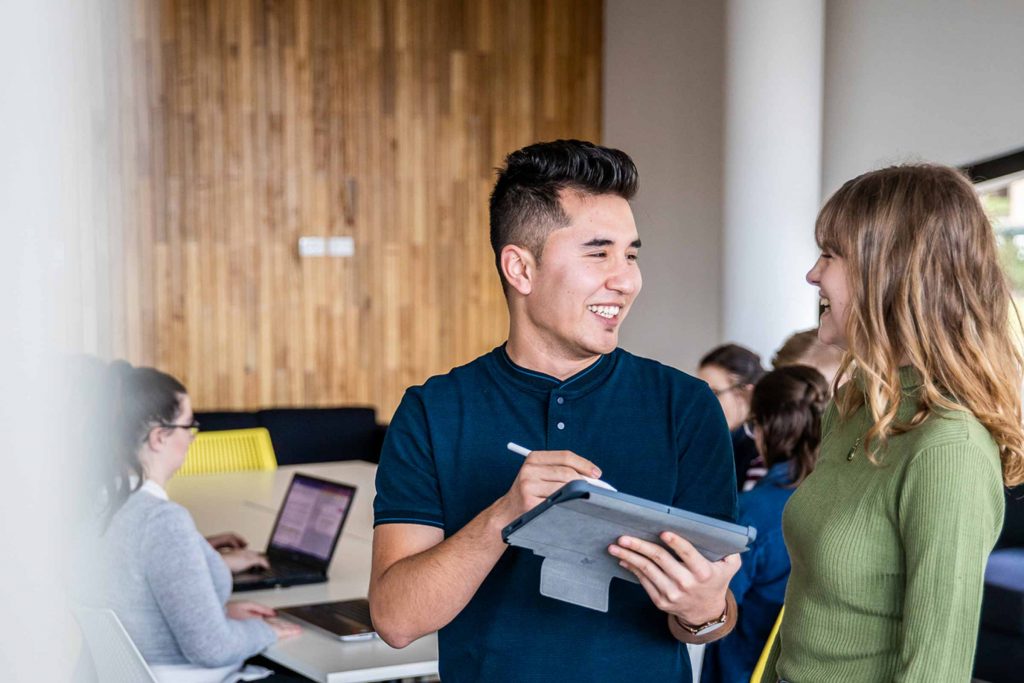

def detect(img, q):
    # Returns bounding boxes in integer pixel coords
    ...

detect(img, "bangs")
[814,196,851,257]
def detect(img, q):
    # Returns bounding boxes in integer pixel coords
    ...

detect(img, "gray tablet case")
[502,481,757,612]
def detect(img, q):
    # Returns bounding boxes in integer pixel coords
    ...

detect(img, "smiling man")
[369,140,739,682]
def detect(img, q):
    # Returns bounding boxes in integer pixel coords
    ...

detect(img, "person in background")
[701,365,828,683]
[771,327,844,388]
[762,164,1024,682]
[93,362,302,683]
[698,344,766,489]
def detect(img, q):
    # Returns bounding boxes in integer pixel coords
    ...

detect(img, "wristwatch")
[674,604,729,636]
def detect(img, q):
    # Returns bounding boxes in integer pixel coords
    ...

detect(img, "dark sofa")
[194,406,388,465]
[975,487,1024,683]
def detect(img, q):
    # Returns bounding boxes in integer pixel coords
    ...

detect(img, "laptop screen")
[268,474,356,563]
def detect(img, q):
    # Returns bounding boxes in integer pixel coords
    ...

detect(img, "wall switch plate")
[298,236,326,257]
[328,236,355,257]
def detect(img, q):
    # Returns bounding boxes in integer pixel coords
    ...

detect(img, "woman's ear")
[144,426,165,452]
[500,245,536,296]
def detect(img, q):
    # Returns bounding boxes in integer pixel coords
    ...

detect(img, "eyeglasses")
[160,419,201,436]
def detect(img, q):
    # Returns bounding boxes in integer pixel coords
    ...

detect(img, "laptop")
[232,473,356,592]
[278,598,376,641]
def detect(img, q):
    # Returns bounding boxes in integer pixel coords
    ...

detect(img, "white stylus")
[506,442,617,491]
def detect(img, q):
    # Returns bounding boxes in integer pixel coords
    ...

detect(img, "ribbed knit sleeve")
[894,443,1003,682]
[142,504,276,667]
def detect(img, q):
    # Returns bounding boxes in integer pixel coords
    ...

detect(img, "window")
[964,149,1024,305]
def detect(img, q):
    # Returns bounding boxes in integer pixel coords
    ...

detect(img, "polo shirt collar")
[491,344,618,397]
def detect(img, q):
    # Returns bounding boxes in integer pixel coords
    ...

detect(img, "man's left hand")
[609,531,740,625]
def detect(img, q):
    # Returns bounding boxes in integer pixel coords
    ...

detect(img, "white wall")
[0,2,108,679]
[823,0,1024,193]
[604,0,726,373]
[606,0,1024,374]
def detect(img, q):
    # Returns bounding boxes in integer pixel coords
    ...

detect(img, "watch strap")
[667,589,738,645]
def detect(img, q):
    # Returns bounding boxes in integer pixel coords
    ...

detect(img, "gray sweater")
[98,485,276,668]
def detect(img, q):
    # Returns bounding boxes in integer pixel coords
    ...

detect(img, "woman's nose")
[806,259,821,285]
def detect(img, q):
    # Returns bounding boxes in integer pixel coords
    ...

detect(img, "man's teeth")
[588,305,621,319]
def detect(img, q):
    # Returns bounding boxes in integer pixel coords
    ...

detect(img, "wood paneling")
[105,0,602,417]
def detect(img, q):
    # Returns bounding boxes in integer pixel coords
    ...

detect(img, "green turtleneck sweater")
[763,368,1004,682]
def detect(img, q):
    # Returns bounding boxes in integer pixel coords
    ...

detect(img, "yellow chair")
[179,427,277,475]
[750,606,784,683]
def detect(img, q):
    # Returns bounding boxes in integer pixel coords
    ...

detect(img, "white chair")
[73,606,157,683]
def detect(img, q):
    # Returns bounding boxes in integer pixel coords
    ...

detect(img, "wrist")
[667,591,736,645]
[676,596,727,629]
[485,496,518,537]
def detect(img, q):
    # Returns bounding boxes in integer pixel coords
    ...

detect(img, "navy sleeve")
[729,497,760,604]
[672,382,738,523]
[373,388,445,529]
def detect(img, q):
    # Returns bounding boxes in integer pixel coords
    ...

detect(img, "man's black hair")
[488,139,639,289]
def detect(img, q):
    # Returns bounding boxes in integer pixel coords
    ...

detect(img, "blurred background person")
[698,344,766,490]
[772,327,844,388]
[90,362,303,683]
[701,365,828,683]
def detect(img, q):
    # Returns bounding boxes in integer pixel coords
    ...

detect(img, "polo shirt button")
[557,422,565,430]
[556,397,564,405]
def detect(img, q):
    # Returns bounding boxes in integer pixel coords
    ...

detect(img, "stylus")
[506,442,617,491]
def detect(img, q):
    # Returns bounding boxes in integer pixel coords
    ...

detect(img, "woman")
[96,363,302,682]
[698,344,766,489]
[702,365,828,683]
[764,164,1024,681]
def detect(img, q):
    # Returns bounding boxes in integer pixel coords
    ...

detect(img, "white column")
[723,0,825,361]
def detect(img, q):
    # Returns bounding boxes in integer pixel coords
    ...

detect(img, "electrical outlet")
[328,236,355,257]
[298,236,326,257]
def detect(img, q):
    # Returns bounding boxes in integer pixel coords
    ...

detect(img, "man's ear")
[500,245,536,296]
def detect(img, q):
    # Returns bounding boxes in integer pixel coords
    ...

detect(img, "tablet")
[501,480,756,612]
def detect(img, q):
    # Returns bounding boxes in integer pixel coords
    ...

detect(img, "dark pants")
[245,655,315,682]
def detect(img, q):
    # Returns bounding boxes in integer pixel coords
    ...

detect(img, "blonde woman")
[763,164,1024,682]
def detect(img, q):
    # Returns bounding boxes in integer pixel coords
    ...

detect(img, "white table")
[166,462,439,683]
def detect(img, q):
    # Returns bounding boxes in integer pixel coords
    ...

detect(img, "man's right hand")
[369,449,602,648]
[495,449,603,524]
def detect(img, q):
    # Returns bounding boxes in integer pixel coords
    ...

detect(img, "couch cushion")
[981,548,1024,637]
[974,624,1024,683]
[995,487,1024,549]
[193,411,261,432]
[256,407,384,465]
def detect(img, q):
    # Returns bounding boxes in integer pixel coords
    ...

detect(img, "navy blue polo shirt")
[374,345,737,683]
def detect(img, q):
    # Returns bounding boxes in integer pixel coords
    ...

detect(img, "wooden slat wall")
[104,0,602,418]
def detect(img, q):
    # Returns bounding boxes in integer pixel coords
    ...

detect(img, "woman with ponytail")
[763,164,1024,682]
[96,363,303,682]
[702,365,828,683]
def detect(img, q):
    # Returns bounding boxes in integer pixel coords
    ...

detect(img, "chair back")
[180,427,277,475]
[73,606,157,683]
[751,605,784,683]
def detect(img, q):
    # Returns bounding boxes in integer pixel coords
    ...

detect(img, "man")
[370,140,739,682]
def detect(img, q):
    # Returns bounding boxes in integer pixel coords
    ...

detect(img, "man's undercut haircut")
[489,139,639,288]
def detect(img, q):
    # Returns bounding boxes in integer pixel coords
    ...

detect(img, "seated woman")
[95,362,302,682]
[697,344,766,489]
[701,365,828,683]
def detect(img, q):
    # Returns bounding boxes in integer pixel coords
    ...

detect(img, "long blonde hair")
[816,163,1024,487]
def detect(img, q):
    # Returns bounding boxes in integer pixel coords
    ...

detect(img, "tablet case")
[502,481,757,612]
